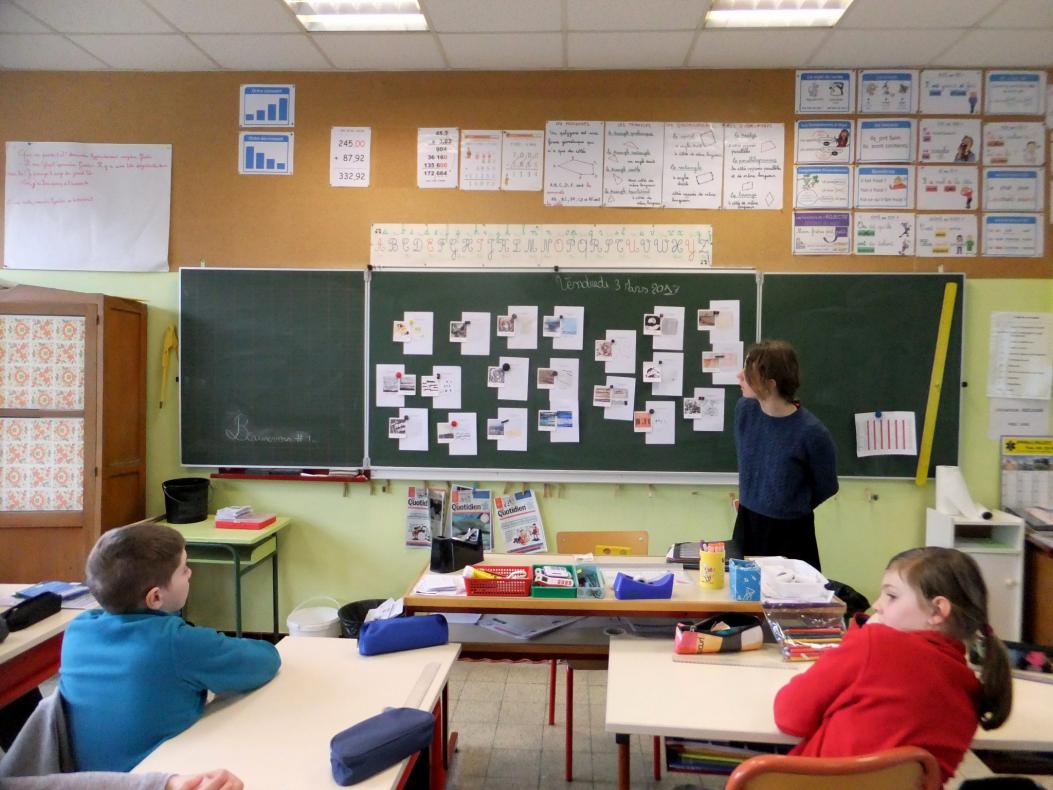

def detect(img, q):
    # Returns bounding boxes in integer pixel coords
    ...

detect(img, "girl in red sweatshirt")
[773,547,1012,782]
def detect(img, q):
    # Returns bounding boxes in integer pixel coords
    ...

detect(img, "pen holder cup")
[612,572,674,600]
[698,550,726,589]
[728,559,761,602]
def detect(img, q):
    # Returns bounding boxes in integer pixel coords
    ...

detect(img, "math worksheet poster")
[459,130,501,191]
[662,122,723,209]
[417,128,458,188]
[544,121,603,206]
[603,122,663,208]
[723,123,784,210]
[500,130,543,191]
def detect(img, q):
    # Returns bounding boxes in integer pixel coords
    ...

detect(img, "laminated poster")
[985,71,1047,115]
[858,70,919,114]
[500,130,544,191]
[792,212,851,255]
[916,214,977,257]
[983,169,1044,212]
[919,70,982,115]
[916,166,977,211]
[722,123,784,210]
[855,166,914,210]
[544,121,603,206]
[662,122,723,209]
[459,130,502,191]
[918,118,980,164]
[857,120,915,163]
[417,128,458,188]
[793,166,851,209]
[983,123,1045,167]
[794,120,853,164]
[854,213,915,256]
[603,122,663,208]
[795,70,854,114]
[982,214,1044,258]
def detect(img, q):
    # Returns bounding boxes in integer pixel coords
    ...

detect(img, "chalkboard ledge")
[211,470,371,483]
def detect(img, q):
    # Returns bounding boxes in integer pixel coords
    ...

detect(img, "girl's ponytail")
[977,625,1012,730]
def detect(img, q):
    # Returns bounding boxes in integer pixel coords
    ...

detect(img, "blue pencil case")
[358,614,448,656]
[612,572,674,600]
[330,706,434,785]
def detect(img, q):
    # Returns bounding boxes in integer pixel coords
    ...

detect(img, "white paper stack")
[217,505,252,520]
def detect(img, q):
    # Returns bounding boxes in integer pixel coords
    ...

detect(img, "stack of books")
[215,506,276,530]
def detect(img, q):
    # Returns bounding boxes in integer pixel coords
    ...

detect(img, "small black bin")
[339,599,406,639]
[162,477,209,524]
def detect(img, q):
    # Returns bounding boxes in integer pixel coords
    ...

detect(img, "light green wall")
[3,270,1050,629]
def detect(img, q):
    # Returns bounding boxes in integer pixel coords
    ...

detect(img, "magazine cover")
[449,487,493,549]
[405,486,446,547]
[494,489,547,553]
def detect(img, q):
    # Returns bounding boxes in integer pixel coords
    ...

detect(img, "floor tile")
[484,747,542,783]
[451,696,501,724]
[500,698,548,725]
[459,680,505,701]
[541,748,593,782]
[467,661,511,682]
[493,722,545,750]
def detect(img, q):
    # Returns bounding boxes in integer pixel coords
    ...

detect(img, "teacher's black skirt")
[732,505,821,572]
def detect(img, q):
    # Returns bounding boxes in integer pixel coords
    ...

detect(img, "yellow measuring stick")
[915,282,958,485]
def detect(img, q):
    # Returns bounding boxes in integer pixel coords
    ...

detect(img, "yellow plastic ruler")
[915,282,958,485]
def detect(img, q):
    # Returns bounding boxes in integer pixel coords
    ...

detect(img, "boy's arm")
[772,626,867,737]
[172,623,281,693]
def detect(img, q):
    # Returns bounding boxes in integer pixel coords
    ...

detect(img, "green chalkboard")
[368,269,758,478]
[761,273,963,478]
[180,269,365,468]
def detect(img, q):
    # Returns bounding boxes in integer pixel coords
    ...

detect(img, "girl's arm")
[806,428,839,509]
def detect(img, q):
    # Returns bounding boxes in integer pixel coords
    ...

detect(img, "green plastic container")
[531,563,578,598]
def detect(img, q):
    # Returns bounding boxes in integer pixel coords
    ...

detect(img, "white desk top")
[135,637,461,789]
[0,583,80,665]
[605,637,1053,752]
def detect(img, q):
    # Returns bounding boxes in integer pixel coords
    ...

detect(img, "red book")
[215,513,277,530]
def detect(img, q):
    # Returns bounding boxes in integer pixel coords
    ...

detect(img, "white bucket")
[286,596,341,638]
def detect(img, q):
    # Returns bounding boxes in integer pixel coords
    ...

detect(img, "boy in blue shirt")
[60,523,281,772]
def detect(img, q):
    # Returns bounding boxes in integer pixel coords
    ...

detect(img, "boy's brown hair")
[744,340,800,401]
[86,523,186,614]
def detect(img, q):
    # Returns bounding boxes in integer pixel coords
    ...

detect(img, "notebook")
[16,581,90,601]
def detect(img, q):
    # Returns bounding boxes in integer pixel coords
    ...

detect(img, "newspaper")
[449,487,493,549]
[494,489,548,553]
[405,486,446,547]
[477,614,583,639]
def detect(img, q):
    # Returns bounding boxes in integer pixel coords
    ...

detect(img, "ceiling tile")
[19,0,173,33]
[190,33,330,69]
[0,33,107,68]
[440,32,563,69]
[313,32,445,69]
[838,0,1001,28]
[688,29,827,69]
[70,33,215,69]
[568,31,695,68]
[937,29,1053,67]
[0,1,48,32]
[808,28,965,67]
[147,0,302,34]
[422,0,561,33]
[567,0,709,31]
[980,0,1053,29]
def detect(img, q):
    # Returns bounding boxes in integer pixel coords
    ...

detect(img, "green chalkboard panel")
[180,269,365,468]
[761,273,963,478]
[368,269,758,477]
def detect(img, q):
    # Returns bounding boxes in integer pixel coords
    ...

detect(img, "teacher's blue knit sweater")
[59,609,281,772]
[735,398,838,520]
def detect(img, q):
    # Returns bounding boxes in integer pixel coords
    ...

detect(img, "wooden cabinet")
[0,284,146,581]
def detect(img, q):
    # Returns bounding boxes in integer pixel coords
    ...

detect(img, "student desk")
[152,516,291,638]
[605,637,1053,789]
[135,636,461,790]
[0,584,80,708]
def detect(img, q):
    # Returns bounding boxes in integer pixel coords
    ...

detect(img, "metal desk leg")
[233,551,242,638]
[271,543,280,637]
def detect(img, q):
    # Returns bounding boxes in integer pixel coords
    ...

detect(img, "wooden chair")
[551,530,657,781]
[725,746,942,790]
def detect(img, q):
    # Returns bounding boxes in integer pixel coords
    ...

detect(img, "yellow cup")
[698,550,725,589]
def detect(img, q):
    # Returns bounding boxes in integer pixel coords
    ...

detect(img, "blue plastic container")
[612,572,674,600]
[728,559,761,602]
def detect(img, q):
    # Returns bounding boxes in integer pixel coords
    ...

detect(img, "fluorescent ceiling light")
[287,1,428,31]
[705,0,854,28]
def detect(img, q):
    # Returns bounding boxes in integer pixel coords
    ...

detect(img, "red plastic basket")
[464,565,532,597]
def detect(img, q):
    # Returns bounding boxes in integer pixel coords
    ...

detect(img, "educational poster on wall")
[918,119,980,164]
[920,70,982,115]
[329,127,370,187]
[4,141,171,272]
[917,214,977,257]
[662,123,723,209]
[1001,437,1053,508]
[983,123,1045,166]
[722,123,784,210]
[417,128,458,188]
[544,121,603,206]
[985,71,1047,115]
[500,130,544,191]
[916,166,977,211]
[988,313,1053,401]
[793,166,851,209]
[855,166,914,209]
[795,70,854,114]
[857,120,915,163]
[603,122,663,208]
[791,212,850,255]
[982,214,1044,257]
[984,169,1044,212]
[238,133,293,175]
[854,213,915,256]
[793,120,853,164]
[459,130,502,191]
[240,84,294,127]
[858,70,919,114]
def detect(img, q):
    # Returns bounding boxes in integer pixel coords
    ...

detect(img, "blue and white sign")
[982,214,1044,257]
[984,169,1043,212]
[858,70,918,114]
[240,84,295,127]
[795,70,854,114]
[793,165,851,209]
[857,119,915,163]
[794,120,853,163]
[238,132,294,175]
[985,72,1046,115]
[920,69,982,115]
[855,166,913,210]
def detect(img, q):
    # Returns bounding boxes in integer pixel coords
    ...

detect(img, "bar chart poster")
[238,133,294,176]
[240,84,295,127]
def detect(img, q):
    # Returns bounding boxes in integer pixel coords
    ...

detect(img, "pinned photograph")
[398,374,416,394]
[487,366,506,386]
[537,368,558,388]
[683,398,703,419]
[392,321,411,342]
[538,410,558,431]
[660,316,679,335]
[633,411,653,432]
[496,315,516,336]
[595,339,614,361]
[381,374,401,393]
[702,350,740,371]
[449,320,469,341]
[388,416,408,438]
[697,309,718,329]
[610,387,630,406]
[542,315,562,336]
[593,385,613,407]
[555,410,574,428]
[436,422,454,443]
[420,375,440,396]
[560,316,578,336]
[486,419,506,438]
[642,362,662,383]
[643,313,662,335]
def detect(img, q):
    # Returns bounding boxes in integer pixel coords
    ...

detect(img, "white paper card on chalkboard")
[605,330,636,375]
[4,142,171,272]
[706,341,743,386]
[398,408,428,452]
[651,305,685,351]
[548,357,579,409]
[402,311,433,356]
[460,312,491,356]
[505,305,538,350]
[431,366,461,410]
[376,364,406,408]
[706,299,740,344]
[645,401,675,445]
[692,387,725,432]
[651,352,684,398]
[549,404,580,444]
[544,121,603,206]
[551,305,585,351]
[497,357,529,402]
[447,412,477,456]
[496,407,528,451]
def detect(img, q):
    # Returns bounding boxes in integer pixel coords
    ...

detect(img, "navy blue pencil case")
[358,614,448,656]
[330,706,434,785]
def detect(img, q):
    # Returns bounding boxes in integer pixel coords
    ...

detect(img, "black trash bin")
[161,478,209,524]
[338,599,406,639]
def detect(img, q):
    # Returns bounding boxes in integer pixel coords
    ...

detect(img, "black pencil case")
[2,591,61,631]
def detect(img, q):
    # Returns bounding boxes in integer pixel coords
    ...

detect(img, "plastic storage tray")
[531,564,579,598]
[463,565,531,597]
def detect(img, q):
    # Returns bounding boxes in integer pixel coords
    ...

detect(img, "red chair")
[725,746,942,790]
